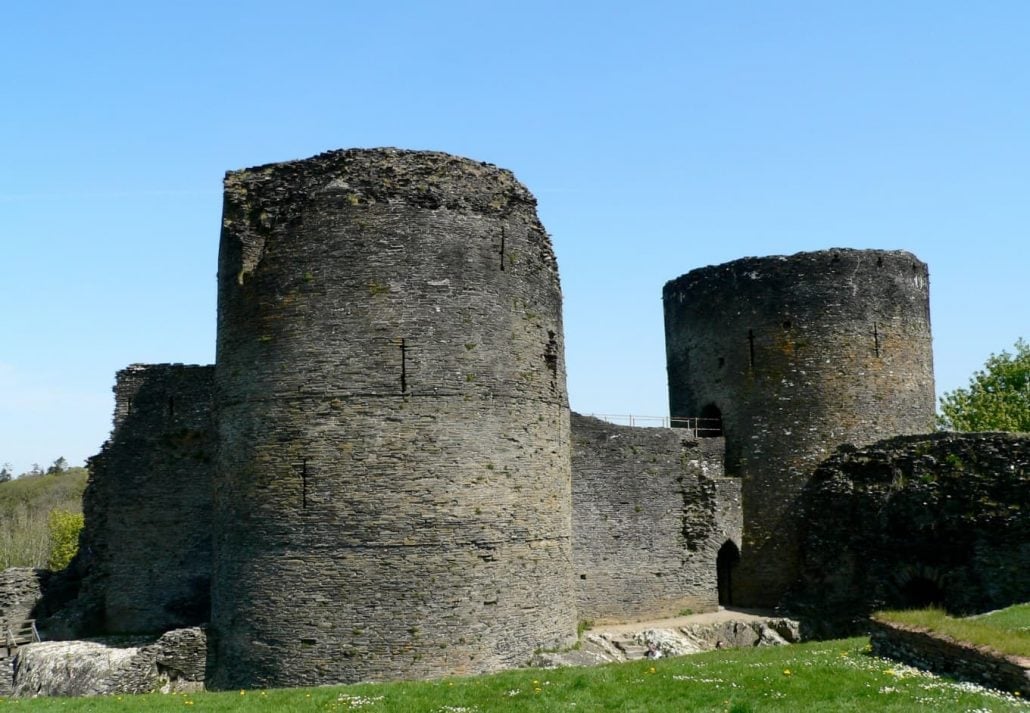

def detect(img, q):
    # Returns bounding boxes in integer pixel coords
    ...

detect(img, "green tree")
[938,338,1030,432]
[46,456,68,475]
[0,463,11,483]
[47,509,84,570]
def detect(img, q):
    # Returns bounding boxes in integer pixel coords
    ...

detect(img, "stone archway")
[899,576,945,609]
[700,403,723,437]
[717,540,740,606]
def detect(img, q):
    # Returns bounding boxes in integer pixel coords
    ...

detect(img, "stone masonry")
[571,414,740,623]
[40,149,740,693]
[663,249,936,607]
[74,364,215,635]
[870,619,1029,696]
[0,568,46,639]
[791,431,1029,632]
[209,148,577,688]
[29,148,1019,695]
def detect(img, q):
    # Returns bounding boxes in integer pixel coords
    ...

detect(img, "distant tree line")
[0,456,74,483]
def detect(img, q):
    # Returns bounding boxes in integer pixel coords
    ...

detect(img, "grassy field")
[1,636,1025,712]
[875,603,1030,657]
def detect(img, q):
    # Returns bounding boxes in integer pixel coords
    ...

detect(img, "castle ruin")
[210,150,579,687]
[11,147,1025,693]
[52,149,741,688]
[664,250,936,606]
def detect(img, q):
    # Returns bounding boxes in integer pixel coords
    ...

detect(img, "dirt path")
[593,606,780,635]
[530,606,800,667]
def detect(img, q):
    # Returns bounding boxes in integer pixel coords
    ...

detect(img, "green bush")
[47,509,84,570]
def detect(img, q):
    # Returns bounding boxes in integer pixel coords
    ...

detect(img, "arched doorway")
[899,576,944,609]
[717,540,740,606]
[700,403,723,437]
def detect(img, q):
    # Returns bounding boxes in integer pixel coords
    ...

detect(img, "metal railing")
[585,414,723,437]
[2,619,40,652]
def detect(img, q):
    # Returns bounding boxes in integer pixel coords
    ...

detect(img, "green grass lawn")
[875,603,1030,657]
[1,636,1025,712]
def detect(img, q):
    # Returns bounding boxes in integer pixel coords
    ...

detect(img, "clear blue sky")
[2,2,1027,472]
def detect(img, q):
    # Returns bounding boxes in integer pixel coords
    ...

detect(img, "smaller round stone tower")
[210,148,576,689]
[663,248,936,608]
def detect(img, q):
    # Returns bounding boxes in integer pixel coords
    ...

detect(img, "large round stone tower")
[663,249,935,608]
[209,149,576,688]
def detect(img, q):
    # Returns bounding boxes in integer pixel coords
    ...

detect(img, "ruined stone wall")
[570,414,740,623]
[0,568,46,638]
[664,249,936,607]
[210,148,576,689]
[0,568,43,694]
[75,364,215,635]
[870,620,1030,697]
[791,432,1029,631]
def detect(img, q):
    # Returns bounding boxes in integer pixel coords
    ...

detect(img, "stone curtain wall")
[791,432,1030,631]
[570,414,740,623]
[75,364,215,635]
[663,249,936,608]
[210,149,576,689]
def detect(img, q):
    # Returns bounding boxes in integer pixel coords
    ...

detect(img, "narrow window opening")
[499,226,506,272]
[301,458,309,510]
[873,323,881,358]
[399,338,409,394]
[747,329,755,369]
[717,356,725,369]
[167,396,175,417]
[544,330,559,395]
[782,320,791,330]
[877,256,884,268]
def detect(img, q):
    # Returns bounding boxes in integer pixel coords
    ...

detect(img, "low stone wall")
[571,414,741,623]
[870,619,1030,696]
[0,568,46,635]
[1,568,46,696]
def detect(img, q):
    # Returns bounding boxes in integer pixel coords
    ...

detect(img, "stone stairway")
[1,619,41,697]
[3,619,40,652]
